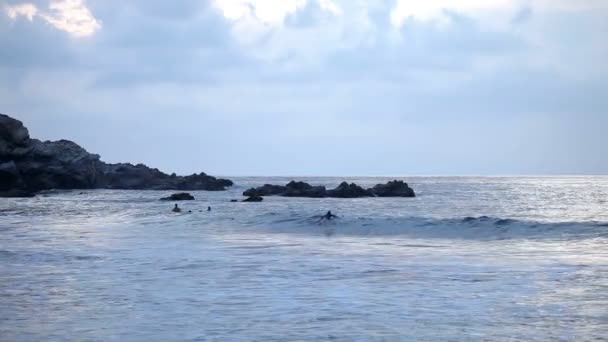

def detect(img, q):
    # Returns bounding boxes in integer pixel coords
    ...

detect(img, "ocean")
[1,176,607,341]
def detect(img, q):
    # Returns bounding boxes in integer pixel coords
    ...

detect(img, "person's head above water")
[207,206,211,211]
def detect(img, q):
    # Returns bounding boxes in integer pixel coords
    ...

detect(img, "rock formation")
[0,113,233,197]
[160,192,195,201]
[370,180,416,197]
[242,180,415,199]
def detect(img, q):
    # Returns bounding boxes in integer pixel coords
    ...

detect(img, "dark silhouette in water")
[207,206,211,211]
[317,210,338,223]
[324,211,338,220]
[172,204,181,213]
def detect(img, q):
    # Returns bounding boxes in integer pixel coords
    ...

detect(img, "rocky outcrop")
[327,182,374,198]
[242,180,415,198]
[160,192,195,201]
[0,113,233,197]
[243,184,287,197]
[370,180,415,197]
[243,180,327,198]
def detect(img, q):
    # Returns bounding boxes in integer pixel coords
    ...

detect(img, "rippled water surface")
[1,176,608,341]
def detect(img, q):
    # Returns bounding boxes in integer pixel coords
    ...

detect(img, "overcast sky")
[1,0,607,176]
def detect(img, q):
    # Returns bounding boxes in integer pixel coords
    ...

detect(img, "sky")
[1,0,607,176]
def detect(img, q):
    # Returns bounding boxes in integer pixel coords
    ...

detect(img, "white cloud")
[41,0,101,37]
[5,3,38,21]
[4,0,100,37]
[318,0,342,16]
[390,0,608,28]
[390,0,517,27]
[213,0,308,25]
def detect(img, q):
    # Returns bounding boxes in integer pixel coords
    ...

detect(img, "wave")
[250,214,608,240]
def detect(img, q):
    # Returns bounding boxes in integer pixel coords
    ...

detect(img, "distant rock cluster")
[160,193,195,201]
[0,113,233,197]
[243,180,416,199]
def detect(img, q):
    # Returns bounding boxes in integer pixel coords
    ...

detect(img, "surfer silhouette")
[172,204,181,213]
[318,210,338,223]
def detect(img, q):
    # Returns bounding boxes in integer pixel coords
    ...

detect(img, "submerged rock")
[0,113,234,197]
[242,195,264,202]
[160,192,195,201]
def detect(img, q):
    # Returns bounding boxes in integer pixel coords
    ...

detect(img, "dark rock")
[160,192,195,201]
[242,180,416,199]
[282,181,326,198]
[243,184,286,197]
[0,113,234,197]
[328,182,374,198]
[0,189,36,198]
[369,180,416,197]
[0,161,21,191]
[242,195,264,202]
[244,181,328,198]
[0,114,30,157]
[283,185,327,198]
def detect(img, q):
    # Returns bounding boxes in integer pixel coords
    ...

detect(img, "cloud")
[213,0,308,25]
[4,0,100,37]
[1,0,607,174]
[390,0,516,26]
[5,3,38,20]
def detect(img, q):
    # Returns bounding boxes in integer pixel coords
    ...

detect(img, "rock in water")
[0,113,234,197]
[242,196,264,202]
[327,182,374,198]
[0,189,36,198]
[243,184,287,197]
[369,180,416,197]
[283,181,327,198]
[160,192,195,201]
[242,180,416,199]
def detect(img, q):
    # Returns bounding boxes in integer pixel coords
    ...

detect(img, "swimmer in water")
[318,210,338,223]
[207,206,211,211]
[172,204,181,213]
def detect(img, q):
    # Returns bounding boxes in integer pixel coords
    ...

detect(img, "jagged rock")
[369,180,416,197]
[242,195,264,202]
[0,113,234,197]
[160,192,195,201]
[328,182,374,198]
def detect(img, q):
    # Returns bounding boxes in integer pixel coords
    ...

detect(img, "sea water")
[1,176,607,341]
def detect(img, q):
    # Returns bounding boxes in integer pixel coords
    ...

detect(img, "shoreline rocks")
[0,113,233,197]
[243,180,415,199]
